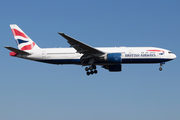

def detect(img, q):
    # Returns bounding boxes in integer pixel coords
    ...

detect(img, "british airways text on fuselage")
[125,53,156,57]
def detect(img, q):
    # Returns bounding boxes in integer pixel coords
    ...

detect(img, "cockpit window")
[168,52,173,54]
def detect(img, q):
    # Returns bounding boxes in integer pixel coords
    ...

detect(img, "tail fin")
[10,24,40,50]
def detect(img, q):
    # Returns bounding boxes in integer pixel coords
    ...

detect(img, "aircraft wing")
[4,46,31,55]
[58,33,105,55]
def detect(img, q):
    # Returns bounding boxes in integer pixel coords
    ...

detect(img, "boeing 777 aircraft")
[5,24,176,75]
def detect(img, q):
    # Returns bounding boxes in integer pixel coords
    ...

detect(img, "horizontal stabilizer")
[4,46,31,55]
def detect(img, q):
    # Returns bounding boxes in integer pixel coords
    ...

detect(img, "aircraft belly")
[121,58,171,63]
[37,59,81,64]
[36,57,172,65]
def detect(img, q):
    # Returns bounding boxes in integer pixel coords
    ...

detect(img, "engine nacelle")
[103,64,122,72]
[105,53,122,63]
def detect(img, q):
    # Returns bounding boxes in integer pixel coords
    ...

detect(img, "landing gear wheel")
[159,67,162,71]
[87,72,90,76]
[85,67,89,71]
[94,70,98,74]
[85,65,98,75]
[89,66,93,70]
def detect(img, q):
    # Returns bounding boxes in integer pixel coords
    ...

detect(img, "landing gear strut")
[85,65,98,76]
[159,62,165,71]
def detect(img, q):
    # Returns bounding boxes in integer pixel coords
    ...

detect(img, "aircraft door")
[42,51,46,59]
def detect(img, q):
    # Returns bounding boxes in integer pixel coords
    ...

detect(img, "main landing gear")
[85,65,98,76]
[159,62,165,71]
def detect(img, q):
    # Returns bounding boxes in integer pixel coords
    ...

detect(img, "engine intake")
[106,53,122,63]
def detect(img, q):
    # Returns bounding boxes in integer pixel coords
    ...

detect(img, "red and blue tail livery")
[5,24,176,76]
[10,24,40,50]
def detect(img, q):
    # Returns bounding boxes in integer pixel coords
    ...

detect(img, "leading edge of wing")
[58,33,105,55]
[4,46,31,55]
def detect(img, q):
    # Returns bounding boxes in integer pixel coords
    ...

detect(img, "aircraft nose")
[174,54,177,59]
[172,54,177,59]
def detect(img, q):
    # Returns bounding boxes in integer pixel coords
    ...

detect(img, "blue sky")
[1,0,180,120]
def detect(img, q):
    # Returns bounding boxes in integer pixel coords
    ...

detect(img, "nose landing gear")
[159,62,165,71]
[85,65,98,76]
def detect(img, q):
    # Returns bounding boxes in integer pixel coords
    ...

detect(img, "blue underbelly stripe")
[36,58,172,65]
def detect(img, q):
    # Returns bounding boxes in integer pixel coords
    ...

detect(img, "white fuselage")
[15,46,176,65]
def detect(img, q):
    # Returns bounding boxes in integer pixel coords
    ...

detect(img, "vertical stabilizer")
[10,24,40,50]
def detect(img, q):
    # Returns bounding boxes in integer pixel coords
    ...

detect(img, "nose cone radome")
[172,54,177,59]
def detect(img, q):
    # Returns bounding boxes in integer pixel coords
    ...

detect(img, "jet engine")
[105,53,122,63]
[102,64,122,71]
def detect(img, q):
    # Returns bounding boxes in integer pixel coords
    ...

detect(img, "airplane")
[5,24,176,75]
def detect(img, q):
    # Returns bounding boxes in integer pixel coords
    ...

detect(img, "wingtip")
[4,46,10,48]
[58,32,65,35]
